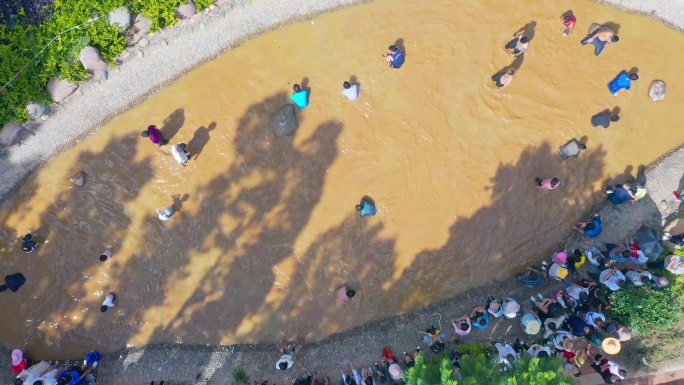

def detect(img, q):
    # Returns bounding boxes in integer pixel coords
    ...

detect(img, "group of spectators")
[10,351,100,385]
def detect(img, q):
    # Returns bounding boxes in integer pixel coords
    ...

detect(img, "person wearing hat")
[605,324,632,342]
[486,296,503,318]
[601,338,621,355]
[502,297,520,319]
[521,311,541,335]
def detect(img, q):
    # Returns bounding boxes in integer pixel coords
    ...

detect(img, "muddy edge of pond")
[0,0,682,205]
[0,145,681,385]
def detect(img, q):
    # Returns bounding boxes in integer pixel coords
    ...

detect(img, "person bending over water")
[21,233,37,253]
[608,71,638,96]
[171,143,190,166]
[591,110,620,128]
[342,81,360,102]
[561,13,576,36]
[505,35,529,56]
[493,68,516,91]
[290,84,310,109]
[140,125,167,146]
[535,177,559,190]
[559,139,587,160]
[382,45,405,69]
[581,25,619,56]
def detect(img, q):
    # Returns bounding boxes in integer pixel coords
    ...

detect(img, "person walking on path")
[581,25,619,56]
[140,125,167,145]
[171,143,190,166]
[290,84,310,109]
[591,110,620,128]
[382,45,405,69]
[535,177,560,190]
[608,71,638,96]
[559,139,587,160]
[342,81,359,102]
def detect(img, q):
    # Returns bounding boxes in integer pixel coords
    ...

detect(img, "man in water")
[140,125,167,145]
[561,13,576,36]
[608,71,638,96]
[559,139,587,160]
[290,84,310,109]
[581,25,619,56]
[171,143,190,166]
[505,35,529,56]
[493,68,516,91]
[342,81,359,101]
[383,45,405,69]
[21,233,37,253]
[591,110,620,128]
[356,197,376,217]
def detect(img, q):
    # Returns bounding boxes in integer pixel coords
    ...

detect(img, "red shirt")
[564,15,576,28]
[11,359,27,375]
[629,242,640,257]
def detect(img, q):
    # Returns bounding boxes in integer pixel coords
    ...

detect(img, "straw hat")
[525,319,541,335]
[602,337,621,355]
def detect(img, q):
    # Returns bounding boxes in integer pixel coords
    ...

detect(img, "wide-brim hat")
[525,319,541,334]
[504,301,520,317]
[602,337,621,355]
[276,354,294,370]
[11,349,22,366]
[389,363,403,380]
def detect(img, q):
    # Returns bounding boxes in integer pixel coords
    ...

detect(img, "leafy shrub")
[455,342,496,357]
[0,0,55,25]
[503,356,578,385]
[232,367,249,385]
[130,0,181,32]
[194,0,214,11]
[609,285,681,335]
[404,353,458,385]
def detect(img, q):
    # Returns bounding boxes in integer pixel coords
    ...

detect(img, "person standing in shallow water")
[336,285,356,302]
[561,13,576,36]
[535,177,560,190]
[493,68,516,91]
[581,25,619,56]
[342,81,359,101]
[591,110,620,128]
[356,197,377,217]
[21,233,37,253]
[140,125,167,145]
[559,139,587,160]
[100,293,116,312]
[608,71,638,96]
[290,84,310,109]
[383,45,405,69]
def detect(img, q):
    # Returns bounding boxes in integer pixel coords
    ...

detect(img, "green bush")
[455,342,496,357]
[130,0,181,32]
[609,285,681,335]
[404,353,458,385]
[502,356,578,385]
[194,0,214,11]
[232,367,249,385]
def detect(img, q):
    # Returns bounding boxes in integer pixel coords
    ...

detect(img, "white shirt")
[552,330,572,350]
[342,85,359,101]
[565,285,589,301]
[543,315,566,338]
[35,369,59,385]
[630,250,648,265]
[527,344,551,357]
[625,270,652,286]
[172,144,189,164]
[17,361,50,385]
[599,268,626,291]
[494,343,517,364]
[584,311,605,327]
[102,294,115,307]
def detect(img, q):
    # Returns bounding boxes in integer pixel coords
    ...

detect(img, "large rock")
[107,6,131,29]
[270,104,299,137]
[47,78,78,103]
[79,46,107,71]
[26,102,45,120]
[177,1,197,19]
[648,80,666,102]
[0,121,23,146]
[127,14,152,45]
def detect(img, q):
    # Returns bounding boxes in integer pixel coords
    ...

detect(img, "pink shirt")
[540,178,560,190]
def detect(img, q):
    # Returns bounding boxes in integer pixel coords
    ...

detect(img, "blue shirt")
[608,72,631,94]
[358,199,377,217]
[57,370,81,385]
[388,49,405,69]
[471,312,490,329]
[290,90,310,109]
[569,316,589,336]
[608,186,633,205]
[584,217,602,238]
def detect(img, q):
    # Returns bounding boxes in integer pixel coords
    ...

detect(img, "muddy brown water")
[1,0,684,357]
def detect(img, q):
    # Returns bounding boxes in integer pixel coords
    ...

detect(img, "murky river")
[1,0,684,357]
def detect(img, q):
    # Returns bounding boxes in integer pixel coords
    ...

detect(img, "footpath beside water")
[0,0,683,384]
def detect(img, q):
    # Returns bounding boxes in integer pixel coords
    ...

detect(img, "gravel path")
[0,1,683,385]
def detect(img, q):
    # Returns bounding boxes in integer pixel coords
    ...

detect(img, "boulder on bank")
[127,14,152,45]
[177,1,197,19]
[79,46,108,71]
[26,102,45,120]
[270,104,299,137]
[0,121,23,146]
[107,6,131,29]
[71,171,87,187]
[648,80,666,102]
[47,78,78,103]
